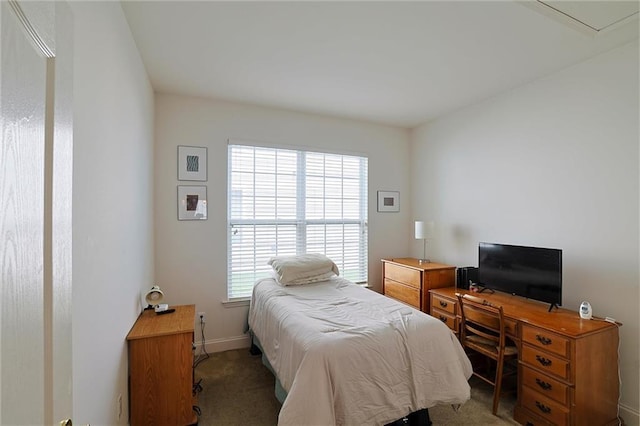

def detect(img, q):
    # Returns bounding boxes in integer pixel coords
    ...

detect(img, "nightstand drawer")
[384,279,420,309]
[384,263,421,289]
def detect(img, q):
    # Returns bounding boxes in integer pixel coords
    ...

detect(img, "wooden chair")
[456,293,518,416]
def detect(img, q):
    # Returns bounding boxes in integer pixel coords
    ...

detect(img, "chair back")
[456,293,506,358]
[456,293,516,416]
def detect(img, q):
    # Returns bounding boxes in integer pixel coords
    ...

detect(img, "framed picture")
[178,145,207,181]
[377,190,400,212]
[178,185,207,220]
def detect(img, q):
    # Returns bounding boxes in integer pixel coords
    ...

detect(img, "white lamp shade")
[144,285,164,306]
[415,220,435,239]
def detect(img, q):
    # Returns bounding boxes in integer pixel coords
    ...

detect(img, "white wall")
[154,95,410,351]
[71,3,154,425]
[410,41,639,424]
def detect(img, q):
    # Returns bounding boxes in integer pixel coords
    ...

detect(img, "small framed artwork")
[377,190,400,212]
[178,185,208,220]
[178,145,207,181]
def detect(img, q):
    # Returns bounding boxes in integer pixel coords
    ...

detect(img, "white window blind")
[228,144,368,299]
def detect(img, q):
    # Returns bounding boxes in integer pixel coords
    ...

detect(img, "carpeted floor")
[194,349,519,426]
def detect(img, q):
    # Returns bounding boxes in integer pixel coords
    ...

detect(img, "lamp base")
[418,239,429,265]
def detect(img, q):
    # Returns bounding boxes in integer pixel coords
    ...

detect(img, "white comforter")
[248,276,473,426]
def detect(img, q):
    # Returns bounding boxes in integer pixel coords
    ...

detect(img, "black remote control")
[156,308,175,315]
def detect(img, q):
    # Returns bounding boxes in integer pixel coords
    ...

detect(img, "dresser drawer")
[514,405,555,426]
[384,279,420,309]
[521,344,570,381]
[424,268,455,287]
[521,365,569,406]
[431,294,456,315]
[504,318,519,339]
[384,263,421,289]
[432,309,457,332]
[522,325,570,358]
[521,386,569,426]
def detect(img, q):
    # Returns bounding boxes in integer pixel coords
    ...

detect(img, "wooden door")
[0,1,73,424]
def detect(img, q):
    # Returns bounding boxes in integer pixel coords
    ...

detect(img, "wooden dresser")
[429,287,621,426]
[127,304,197,426]
[381,258,455,314]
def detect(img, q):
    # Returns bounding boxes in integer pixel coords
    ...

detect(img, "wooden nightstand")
[127,304,197,426]
[381,258,455,314]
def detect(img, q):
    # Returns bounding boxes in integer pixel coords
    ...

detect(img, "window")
[227,143,368,299]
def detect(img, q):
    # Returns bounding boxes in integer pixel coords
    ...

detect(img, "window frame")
[227,143,368,300]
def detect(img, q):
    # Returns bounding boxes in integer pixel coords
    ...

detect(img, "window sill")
[221,298,251,308]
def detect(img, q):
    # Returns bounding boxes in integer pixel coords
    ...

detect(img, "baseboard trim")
[195,335,251,354]
[620,403,640,426]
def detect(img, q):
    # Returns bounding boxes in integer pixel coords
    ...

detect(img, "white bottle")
[579,301,592,320]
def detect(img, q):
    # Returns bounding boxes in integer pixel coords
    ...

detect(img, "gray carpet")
[194,349,519,426]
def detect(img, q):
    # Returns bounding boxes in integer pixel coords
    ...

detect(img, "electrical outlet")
[198,312,206,323]
[117,393,122,420]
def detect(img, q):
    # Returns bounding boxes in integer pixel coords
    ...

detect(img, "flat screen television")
[478,242,562,310]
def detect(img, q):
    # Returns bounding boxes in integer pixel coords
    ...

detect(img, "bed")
[247,255,473,426]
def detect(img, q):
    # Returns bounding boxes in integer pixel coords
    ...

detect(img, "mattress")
[248,276,473,426]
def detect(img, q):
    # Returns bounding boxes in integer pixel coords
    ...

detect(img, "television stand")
[548,302,559,312]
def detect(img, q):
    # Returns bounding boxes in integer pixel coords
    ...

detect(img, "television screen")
[478,242,562,307]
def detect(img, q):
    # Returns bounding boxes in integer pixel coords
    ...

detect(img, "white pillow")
[268,253,339,286]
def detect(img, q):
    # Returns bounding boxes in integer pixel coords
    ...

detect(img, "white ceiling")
[121,1,639,128]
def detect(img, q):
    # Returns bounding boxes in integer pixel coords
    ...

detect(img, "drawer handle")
[535,378,552,391]
[536,355,552,367]
[439,300,448,308]
[535,401,552,414]
[526,423,534,426]
[536,334,552,345]
[438,315,447,323]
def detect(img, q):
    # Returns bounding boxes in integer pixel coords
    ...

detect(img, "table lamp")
[143,285,167,311]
